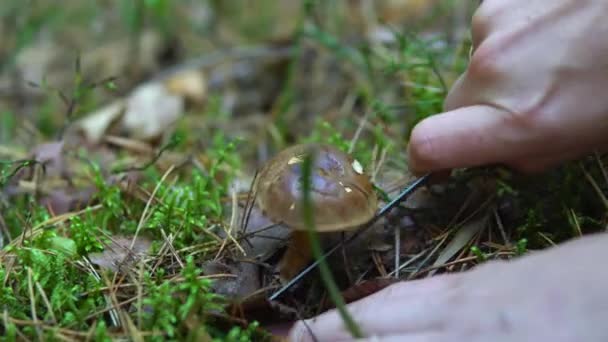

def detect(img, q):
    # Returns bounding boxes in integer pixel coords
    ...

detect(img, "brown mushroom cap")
[254,143,378,232]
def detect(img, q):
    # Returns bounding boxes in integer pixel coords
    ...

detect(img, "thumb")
[407,104,519,174]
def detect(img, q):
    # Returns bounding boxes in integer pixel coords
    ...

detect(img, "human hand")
[288,232,608,341]
[408,0,608,175]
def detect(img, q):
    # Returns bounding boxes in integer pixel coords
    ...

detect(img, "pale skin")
[289,0,608,341]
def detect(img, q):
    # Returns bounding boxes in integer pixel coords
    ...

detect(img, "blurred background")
[0,0,475,156]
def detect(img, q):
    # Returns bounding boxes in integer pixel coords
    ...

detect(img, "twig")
[348,111,369,154]
[215,186,246,259]
[160,228,184,268]
[27,268,43,340]
[112,139,178,174]
[387,248,428,277]
[371,146,389,185]
[581,162,608,210]
[594,152,608,187]
[493,207,510,245]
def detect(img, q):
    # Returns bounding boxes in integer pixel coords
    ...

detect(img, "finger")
[470,3,491,53]
[289,299,448,342]
[354,331,519,342]
[407,104,530,174]
[289,275,463,342]
[354,332,452,342]
[443,72,467,112]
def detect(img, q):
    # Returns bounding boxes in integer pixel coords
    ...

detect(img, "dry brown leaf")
[377,0,440,25]
[89,235,152,272]
[75,80,184,143]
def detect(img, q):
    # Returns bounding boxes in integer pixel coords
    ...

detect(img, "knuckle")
[466,41,504,81]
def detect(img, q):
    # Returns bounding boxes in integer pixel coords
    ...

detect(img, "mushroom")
[253,143,378,282]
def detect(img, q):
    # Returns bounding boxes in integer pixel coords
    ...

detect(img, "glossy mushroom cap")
[255,143,378,232]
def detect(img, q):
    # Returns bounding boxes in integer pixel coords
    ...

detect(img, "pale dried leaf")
[76,99,125,144]
[122,82,184,141]
[429,215,487,275]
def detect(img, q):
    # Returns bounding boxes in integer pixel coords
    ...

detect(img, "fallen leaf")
[30,141,66,178]
[201,260,260,300]
[6,141,68,192]
[89,235,152,272]
[40,187,96,215]
[428,214,487,276]
[122,81,184,141]
[223,201,291,261]
[75,99,125,144]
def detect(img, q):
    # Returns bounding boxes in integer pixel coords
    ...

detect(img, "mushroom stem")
[278,231,313,283]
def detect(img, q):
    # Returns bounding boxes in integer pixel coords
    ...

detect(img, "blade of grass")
[300,152,363,338]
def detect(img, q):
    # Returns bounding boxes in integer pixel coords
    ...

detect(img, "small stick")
[268,173,432,301]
